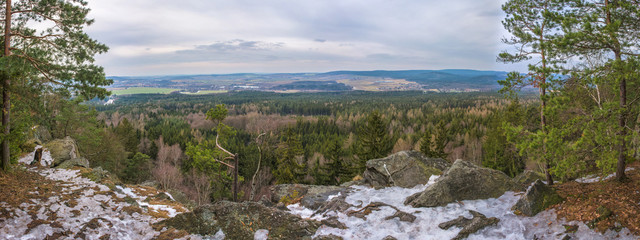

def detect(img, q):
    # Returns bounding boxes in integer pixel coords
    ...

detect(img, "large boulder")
[156,201,321,240]
[405,160,524,208]
[514,170,546,187]
[512,180,563,216]
[363,151,450,188]
[271,184,348,210]
[44,136,80,166]
[56,157,90,169]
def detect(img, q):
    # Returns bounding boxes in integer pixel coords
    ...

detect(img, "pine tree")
[557,0,640,181]
[498,0,564,184]
[1,0,111,171]
[420,120,449,159]
[356,110,392,173]
[273,128,304,184]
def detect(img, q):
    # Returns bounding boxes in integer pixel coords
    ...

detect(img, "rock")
[340,179,365,187]
[168,189,197,210]
[314,234,343,240]
[384,210,416,223]
[438,210,500,240]
[382,236,398,240]
[81,167,122,185]
[157,201,321,240]
[363,151,450,188]
[312,194,353,218]
[514,170,546,187]
[30,148,43,166]
[512,180,563,216]
[144,192,172,202]
[321,217,347,229]
[346,202,391,219]
[271,184,348,210]
[405,160,523,208]
[44,136,80,166]
[56,157,90,169]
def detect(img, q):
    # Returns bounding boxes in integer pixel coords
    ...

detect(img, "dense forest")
[56,90,542,203]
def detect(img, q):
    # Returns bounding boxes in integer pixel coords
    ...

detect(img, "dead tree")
[250,132,266,201]
[212,134,239,202]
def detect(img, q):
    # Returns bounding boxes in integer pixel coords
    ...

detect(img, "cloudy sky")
[85,0,522,76]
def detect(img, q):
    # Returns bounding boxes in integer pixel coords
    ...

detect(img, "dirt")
[553,161,640,235]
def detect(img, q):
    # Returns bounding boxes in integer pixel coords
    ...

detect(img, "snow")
[254,229,269,240]
[116,185,183,218]
[18,146,53,167]
[285,175,638,240]
[0,165,195,239]
[576,167,636,183]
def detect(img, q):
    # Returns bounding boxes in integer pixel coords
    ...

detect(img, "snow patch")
[576,167,636,183]
[286,175,638,240]
[254,229,269,240]
[18,145,53,166]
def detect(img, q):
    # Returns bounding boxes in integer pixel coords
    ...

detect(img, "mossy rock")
[157,201,321,240]
[44,136,79,166]
[363,151,450,188]
[405,160,524,208]
[512,180,564,216]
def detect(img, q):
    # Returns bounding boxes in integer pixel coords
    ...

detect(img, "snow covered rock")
[157,201,321,240]
[514,170,546,187]
[363,150,450,188]
[44,136,80,166]
[56,157,90,169]
[438,210,500,240]
[271,184,348,210]
[405,160,523,207]
[512,180,563,216]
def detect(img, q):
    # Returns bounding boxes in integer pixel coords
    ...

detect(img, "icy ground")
[287,175,638,240]
[0,151,200,239]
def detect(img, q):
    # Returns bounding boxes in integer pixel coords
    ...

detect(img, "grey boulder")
[363,151,450,188]
[157,201,321,240]
[405,160,524,208]
[512,180,563,216]
[44,136,80,166]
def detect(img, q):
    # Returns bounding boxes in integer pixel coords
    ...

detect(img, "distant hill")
[107,69,508,94]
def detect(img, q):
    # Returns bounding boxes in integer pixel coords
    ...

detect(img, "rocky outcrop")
[405,160,524,208]
[44,136,80,166]
[438,210,500,240]
[56,157,90,169]
[157,201,321,240]
[514,170,546,187]
[271,184,348,210]
[363,151,450,188]
[512,180,563,216]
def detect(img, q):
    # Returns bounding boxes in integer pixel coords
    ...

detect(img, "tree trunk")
[616,76,627,181]
[233,154,239,202]
[2,0,12,172]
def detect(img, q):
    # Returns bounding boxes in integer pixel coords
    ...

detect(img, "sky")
[85,0,524,76]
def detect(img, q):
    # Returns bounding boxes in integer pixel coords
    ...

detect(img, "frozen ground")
[0,150,198,239]
[288,175,637,240]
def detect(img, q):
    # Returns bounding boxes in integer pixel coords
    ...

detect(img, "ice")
[254,229,269,240]
[0,166,196,239]
[17,146,53,167]
[576,167,636,183]
[286,175,639,240]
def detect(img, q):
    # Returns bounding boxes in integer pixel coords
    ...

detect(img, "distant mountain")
[107,69,508,93]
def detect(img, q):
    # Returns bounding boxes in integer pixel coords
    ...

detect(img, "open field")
[111,87,182,95]
[179,90,229,95]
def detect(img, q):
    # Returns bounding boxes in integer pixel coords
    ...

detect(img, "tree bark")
[2,0,12,172]
[233,154,239,202]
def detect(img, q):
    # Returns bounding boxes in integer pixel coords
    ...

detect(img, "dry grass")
[553,161,640,235]
[0,167,61,208]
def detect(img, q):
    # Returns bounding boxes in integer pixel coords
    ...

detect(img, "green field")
[179,90,228,95]
[111,87,182,95]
